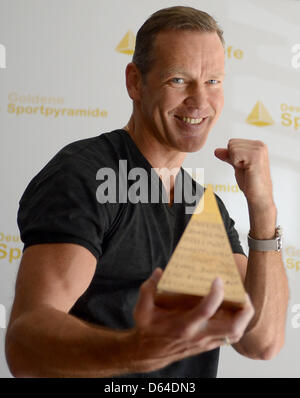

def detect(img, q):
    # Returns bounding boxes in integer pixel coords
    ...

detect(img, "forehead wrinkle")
[153,32,225,80]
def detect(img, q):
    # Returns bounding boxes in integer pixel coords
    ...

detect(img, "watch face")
[276,226,283,252]
[277,236,283,251]
[276,225,282,252]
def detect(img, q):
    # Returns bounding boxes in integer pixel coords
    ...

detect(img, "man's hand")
[132,268,254,373]
[214,139,275,211]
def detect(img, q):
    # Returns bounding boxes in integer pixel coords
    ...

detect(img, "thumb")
[214,148,231,164]
[186,277,224,324]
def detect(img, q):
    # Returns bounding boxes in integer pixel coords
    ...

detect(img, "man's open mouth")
[175,115,206,125]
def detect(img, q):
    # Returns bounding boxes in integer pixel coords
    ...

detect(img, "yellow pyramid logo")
[155,185,246,310]
[246,101,274,127]
[115,30,136,55]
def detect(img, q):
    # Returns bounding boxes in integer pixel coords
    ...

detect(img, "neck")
[123,115,186,206]
[123,115,186,170]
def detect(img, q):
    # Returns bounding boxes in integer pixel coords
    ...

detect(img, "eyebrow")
[160,68,225,79]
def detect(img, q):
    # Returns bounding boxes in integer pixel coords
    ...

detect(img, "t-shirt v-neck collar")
[119,129,183,216]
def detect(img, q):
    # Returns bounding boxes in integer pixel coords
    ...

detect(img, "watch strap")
[248,226,282,252]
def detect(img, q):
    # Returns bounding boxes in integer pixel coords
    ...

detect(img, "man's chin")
[176,135,208,153]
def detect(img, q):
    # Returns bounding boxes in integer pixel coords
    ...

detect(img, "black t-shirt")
[17,129,245,378]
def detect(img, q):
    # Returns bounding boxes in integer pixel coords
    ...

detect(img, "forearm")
[235,204,289,359]
[5,305,139,378]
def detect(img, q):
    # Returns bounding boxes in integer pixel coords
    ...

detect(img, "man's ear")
[125,62,143,101]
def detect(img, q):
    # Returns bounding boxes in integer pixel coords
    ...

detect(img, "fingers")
[214,148,230,163]
[229,294,255,342]
[215,139,268,169]
[206,294,255,345]
[191,278,225,319]
[181,278,225,336]
[134,271,254,357]
[224,294,255,344]
[229,139,267,168]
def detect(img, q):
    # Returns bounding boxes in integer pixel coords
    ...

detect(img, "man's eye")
[208,79,219,85]
[171,77,184,84]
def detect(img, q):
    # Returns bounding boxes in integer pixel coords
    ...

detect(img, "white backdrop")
[1,0,300,378]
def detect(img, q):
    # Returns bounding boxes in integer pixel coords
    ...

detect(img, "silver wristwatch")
[248,226,282,252]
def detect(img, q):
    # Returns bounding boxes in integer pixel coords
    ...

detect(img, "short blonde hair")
[133,6,225,78]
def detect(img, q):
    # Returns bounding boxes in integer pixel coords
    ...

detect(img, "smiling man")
[127,29,225,154]
[6,6,288,378]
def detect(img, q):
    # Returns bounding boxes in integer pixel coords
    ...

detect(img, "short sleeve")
[215,194,246,257]
[17,160,108,261]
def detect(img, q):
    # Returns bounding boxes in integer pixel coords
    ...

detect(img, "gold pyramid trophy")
[155,185,246,310]
[246,101,274,127]
[115,30,136,55]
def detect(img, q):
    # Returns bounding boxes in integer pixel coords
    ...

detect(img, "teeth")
[180,116,203,125]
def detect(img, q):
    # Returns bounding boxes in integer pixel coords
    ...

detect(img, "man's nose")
[183,83,209,109]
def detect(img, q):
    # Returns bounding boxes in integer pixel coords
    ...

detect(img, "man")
[5,6,288,378]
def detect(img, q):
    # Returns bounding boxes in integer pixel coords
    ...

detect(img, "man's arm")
[216,139,289,360]
[5,242,254,378]
[5,243,138,377]
[233,249,288,359]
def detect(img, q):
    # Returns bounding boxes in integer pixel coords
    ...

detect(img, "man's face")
[137,30,225,153]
